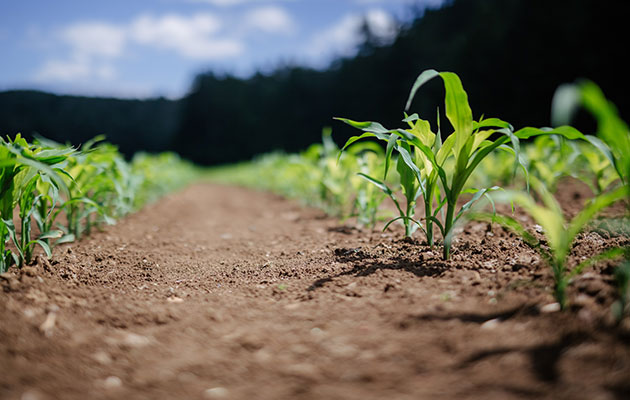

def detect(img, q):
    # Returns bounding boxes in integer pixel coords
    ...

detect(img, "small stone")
[480,318,501,330]
[310,327,324,337]
[92,351,113,365]
[284,302,300,310]
[122,332,151,348]
[39,311,57,337]
[540,302,561,313]
[21,390,45,400]
[204,387,229,399]
[534,224,544,233]
[103,376,122,389]
[167,296,184,303]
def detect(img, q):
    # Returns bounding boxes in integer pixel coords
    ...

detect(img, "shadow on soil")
[456,331,589,382]
[307,247,449,292]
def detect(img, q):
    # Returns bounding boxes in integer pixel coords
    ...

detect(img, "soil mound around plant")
[1,183,629,400]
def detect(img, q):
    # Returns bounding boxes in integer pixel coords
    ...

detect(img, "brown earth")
[1,182,629,400]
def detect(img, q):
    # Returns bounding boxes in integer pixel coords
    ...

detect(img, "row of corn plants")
[207,127,392,226]
[0,135,199,273]
[209,70,628,316]
[337,69,628,311]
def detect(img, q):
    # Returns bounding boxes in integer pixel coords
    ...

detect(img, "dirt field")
[1,182,629,400]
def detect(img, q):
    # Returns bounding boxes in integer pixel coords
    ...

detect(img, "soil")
[1,182,629,400]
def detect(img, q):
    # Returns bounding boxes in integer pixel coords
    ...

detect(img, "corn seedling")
[338,69,585,259]
[553,80,630,200]
[0,135,71,271]
[1,133,201,273]
[350,145,387,227]
[474,178,628,309]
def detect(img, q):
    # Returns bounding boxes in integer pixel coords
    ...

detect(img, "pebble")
[167,296,184,303]
[39,311,57,337]
[103,376,122,389]
[21,390,45,400]
[284,363,320,380]
[480,318,501,330]
[204,387,229,399]
[121,332,151,348]
[284,302,300,310]
[92,351,113,365]
[540,302,561,313]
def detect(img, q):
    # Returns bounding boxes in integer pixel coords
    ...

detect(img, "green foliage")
[0,134,200,273]
[338,70,585,259]
[553,80,630,200]
[206,128,388,227]
[474,179,628,309]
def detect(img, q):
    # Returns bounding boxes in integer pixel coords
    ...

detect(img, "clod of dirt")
[0,272,20,291]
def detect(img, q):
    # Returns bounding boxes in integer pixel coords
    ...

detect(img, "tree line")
[1,0,628,165]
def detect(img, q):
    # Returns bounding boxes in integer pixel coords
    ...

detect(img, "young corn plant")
[0,135,70,270]
[553,80,630,199]
[350,143,387,228]
[338,69,584,259]
[474,178,628,309]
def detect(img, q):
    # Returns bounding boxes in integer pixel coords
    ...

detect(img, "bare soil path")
[1,183,629,400]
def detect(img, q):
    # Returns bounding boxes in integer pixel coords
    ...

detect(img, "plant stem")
[425,197,433,247]
[405,201,414,237]
[443,200,457,260]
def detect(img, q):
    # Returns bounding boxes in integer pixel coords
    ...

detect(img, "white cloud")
[61,22,126,58]
[242,6,296,35]
[189,0,293,6]
[308,9,396,61]
[355,0,446,6]
[130,13,243,59]
[34,56,116,82]
[364,9,397,40]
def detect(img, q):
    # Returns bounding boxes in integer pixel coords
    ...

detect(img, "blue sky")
[0,0,445,99]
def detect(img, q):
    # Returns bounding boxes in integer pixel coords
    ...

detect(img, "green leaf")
[473,118,513,131]
[55,234,76,245]
[551,83,581,126]
[38,230,63,240]
[334,118,391,136]
[384,133,398,179]
[405,69,440,111]
[440,71,473,159]
[383,216,423,232]
[584,135,625,183]
[569,247,625,279]
[567,185,628,244]
[454,186,499,225]
[515,126,586,140]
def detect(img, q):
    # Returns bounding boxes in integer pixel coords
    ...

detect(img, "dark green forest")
[1,0,628,165]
